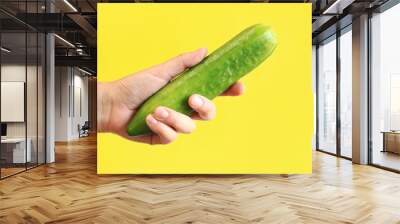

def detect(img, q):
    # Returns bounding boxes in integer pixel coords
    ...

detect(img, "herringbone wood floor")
[1,135,400,224]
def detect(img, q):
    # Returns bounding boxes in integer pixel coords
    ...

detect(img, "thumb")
[116,48,207,109]
[147,47,208,81]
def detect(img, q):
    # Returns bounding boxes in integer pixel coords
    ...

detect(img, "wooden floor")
[1,163,44,178]
[1,135,400,224]
[0,167,26,178]
[373,150,400,171]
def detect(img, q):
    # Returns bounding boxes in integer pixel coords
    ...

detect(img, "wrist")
[97,82,115,132]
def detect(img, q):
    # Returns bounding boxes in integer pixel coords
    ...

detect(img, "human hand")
[97,48,244,145]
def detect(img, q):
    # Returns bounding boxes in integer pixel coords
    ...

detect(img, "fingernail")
[155,107,169,120]
[239,84,245,94]
[146,115,158,125]
[195,48,207,60]
[199,47,208,55]
[191,95,203,108]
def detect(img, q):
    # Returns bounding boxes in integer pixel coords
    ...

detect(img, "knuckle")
[202,107,216,120]
[202,114,213,121]
[179,122,196,134]
[160,140,170,145]
[161,132,177,144]
[149,136,159,145]
[170,133,177,141]
[188,122,196,133]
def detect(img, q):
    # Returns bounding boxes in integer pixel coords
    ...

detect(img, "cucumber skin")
[127,24,278,136]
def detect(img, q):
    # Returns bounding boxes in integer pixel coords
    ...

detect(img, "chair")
[79,121,90,138]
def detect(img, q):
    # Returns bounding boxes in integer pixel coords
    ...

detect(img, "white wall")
[72,73,89,138]
[55,67,70,141]
[54,67,89,141]
[1,63,46,164]
[1,65,37,138]
[1,65,26,140]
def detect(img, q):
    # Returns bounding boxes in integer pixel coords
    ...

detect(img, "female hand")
[97,48,244,145]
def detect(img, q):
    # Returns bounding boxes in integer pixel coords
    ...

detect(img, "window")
[390,74,400,130]
[312,45,317,150]
[370,2,400,171]
[339,27,352,158]
[0,1,47,179]
[317,36,337,154]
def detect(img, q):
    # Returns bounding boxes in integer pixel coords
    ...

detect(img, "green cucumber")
[127,24,278,136]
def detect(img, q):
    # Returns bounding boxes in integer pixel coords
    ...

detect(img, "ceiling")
[1,0,97,73]
[0,0,395,73]
[311,0,390,43]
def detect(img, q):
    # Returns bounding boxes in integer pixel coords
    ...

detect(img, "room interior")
[0,0,97,179]
[0,30,46,177]
[314,0,400,171]
[0,0,400,223]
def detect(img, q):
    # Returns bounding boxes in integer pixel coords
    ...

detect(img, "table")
[381,131,400,154]
[1,138,31,163]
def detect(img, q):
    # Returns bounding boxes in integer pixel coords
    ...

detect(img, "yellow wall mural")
[97,3,313,174]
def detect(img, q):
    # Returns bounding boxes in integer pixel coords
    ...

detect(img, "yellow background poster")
[97,3,313,174]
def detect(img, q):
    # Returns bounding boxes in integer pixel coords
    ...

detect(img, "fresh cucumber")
[127,24,278,136]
